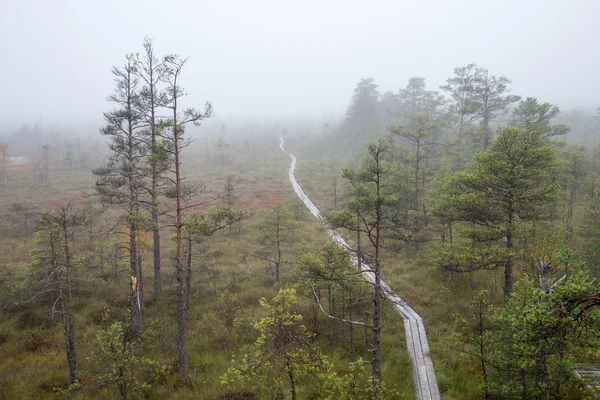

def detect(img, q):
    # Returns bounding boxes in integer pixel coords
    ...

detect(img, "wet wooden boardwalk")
[574,365,600,398]
[280,138,440,400]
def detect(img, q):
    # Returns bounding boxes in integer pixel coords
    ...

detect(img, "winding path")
[279,138,440,400]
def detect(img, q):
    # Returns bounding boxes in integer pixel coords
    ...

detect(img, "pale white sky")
[1,0,598,125]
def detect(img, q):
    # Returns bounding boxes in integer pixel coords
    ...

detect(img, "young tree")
[222,175,236,207]
[449,290,493,399]
[161,54,213,376]
[133,37,167,299]
[222,175,237,232]
[182,207,250,309]
[221,288,331,400]
[94,56,147,334]
[32,204,85,385]
[8,202,37,234]
[251,201,301,284]
[431,126,559,300]
[88,314,170,400]
[297,243,371,360]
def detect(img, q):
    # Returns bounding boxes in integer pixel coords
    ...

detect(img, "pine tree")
[251,202,301,284]
[133,37,169,299]
[431,125,559,300]
[161,54,213,376]
[94,55,147,334]
[328,137,396,398]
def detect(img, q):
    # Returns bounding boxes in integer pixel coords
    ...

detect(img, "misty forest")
[2,1,600,399]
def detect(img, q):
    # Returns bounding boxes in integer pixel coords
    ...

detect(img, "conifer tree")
[431,125,559,300]
[94,56,147,333]
[161,54,213,375]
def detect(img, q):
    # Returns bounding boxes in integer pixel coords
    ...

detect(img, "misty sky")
[1,0,599,127]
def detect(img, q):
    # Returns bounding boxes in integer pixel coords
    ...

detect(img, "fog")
[1,0,599,128]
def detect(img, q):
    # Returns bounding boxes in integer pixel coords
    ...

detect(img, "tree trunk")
[372,257,382,398]
[372,177,382,398]
[153,211,161,298]
[61,291,78,385]
[127,106,141,333]
[415,138,420,208]
[312,290,319,336]
[538,259,552,400]
[356,214,361,270]
[349,290,355,361]
[441,222,445,244]
[482,111,490,150]
[173,85,187,376]
[62,225,78,385]
[286,356,297,400]
[478,298,489,399]
[129,224,140,336]
[137,231,144,319]
[504,208,515,301]
[185,238,192,310]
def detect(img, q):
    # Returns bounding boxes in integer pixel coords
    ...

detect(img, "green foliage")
[251,201,302,282]
[87,312,170,400]
[252,202,301,244]
[221,288,331,398]
[296,243,361,289]
[426,166,457,224]
[329,137,400,250]
[511,97,570,138]
[447,290,493,398]
[317,360,391,399]
[451,271,600,399]
[430,125,560,296]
